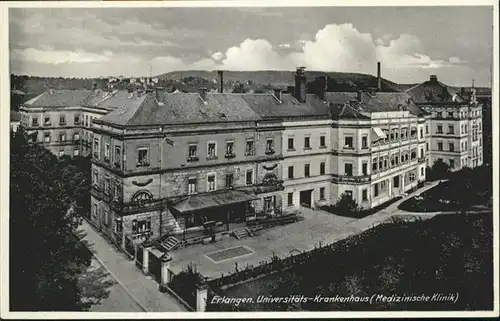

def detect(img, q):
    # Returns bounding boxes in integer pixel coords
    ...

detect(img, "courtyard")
[168,181,440,280]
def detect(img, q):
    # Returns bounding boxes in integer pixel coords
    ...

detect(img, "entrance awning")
[371,127,387,141]
[171,189,259,215]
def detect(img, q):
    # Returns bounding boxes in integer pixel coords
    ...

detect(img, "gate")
[135,244,144,269]
[124,236,136,260]
[149,251,162,283]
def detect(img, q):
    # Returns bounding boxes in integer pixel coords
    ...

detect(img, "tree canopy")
[10,129,104,311]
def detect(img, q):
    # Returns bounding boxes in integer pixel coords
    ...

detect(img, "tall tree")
[9,129,103,311]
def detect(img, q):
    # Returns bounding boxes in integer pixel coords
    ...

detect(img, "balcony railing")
[225,152,236,159]
[187,156,199,162]
[245,150,255,156]
[253,179,284,194]
[332,174,371,184]
[136,161,150,167]
[111,198,168,215]
[104,156,110,163]
[265,148,275,155]
[418,157,426,163]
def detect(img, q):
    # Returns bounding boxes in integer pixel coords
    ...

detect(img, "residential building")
[406,75,483,169]
[10,111,21,133]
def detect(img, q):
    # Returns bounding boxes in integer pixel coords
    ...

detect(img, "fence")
[149,253,162,283]
[124,236,135,259]
[135,244,144,269]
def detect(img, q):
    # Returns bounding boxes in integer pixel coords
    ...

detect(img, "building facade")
[406,75,483,170]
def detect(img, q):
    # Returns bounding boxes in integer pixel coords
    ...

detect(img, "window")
[288,137,294,150]
[132,218,151,234]
[438,142,443,151]
[104,177,110,195]
[188,144,198,161]
[448,112,453,118]
[44,116,51,126]
[372,158,378,171]
[374,184,379,197]
[362,162,368,175]
[304,164,310,177]
[207,142,217,158]
[437,125,443,134]
[93,138,99,158]
[320,162,326,175]
[246,170,253,185]
[74,115,80,125]
[59,115,66,125]
[419,128,423,139]
[304,137,311,149]
[344,136,353,149]
[264,197,273,212]
[319,187,325,200]
[32,117,39,127]
[288,166,294,179]
[114,146,121,167]
[362,135,368,149]
[379,158,383,169]
[137,148,149,167]
[225,173,234,188]
[115,218,123,233]
[448,125,454,134]
[344,163,353,176]
[73,148,79,156]
[320,135,326,148]
[207,174,216,192]
[448,143,454,152]
[425,125,428,134]
[92,203,98,219]
[58,150,64,157]
[426,143,429,151]
[60,133,66,141]
[449,159,455,169]
[345,190,353,198]
[437,112,442,118]
[410,127,417,138]
[44,132,51,143]
[85,115,88,127]
[74,133,80,141]
[93,171,99,187]
[362,189,368,201]
[104,143,110,162]
[266,138,274,154]
[410,150,416,160]
[464,124,468,133]
[420,148,424,159]
[287,192,293,206]
[188,177,197,195]
[421,167,424,176]
[246,139,255,156]
[409,173,416,182]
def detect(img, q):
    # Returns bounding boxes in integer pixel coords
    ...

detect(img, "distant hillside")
[157,70,402,92]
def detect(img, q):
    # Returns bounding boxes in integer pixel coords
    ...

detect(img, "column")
[196,283,208,312]
[160,254,173,286]
[142,246,151,274]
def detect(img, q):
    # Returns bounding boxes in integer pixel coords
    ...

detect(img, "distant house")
[10,110,21,132]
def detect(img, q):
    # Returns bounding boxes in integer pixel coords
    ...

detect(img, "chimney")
[377,62,382,91]
[357,90,363,102]
[92,82,97,91]
[155,87,165,105]
[460,87,465,95]
[199,87,208,101]
[273,88,282,103]
[430,75,438,83]
[217,70,224,93]
[294,66,307,103]
[319,75,328,100]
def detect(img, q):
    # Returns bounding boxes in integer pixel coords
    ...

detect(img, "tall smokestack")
[377,62,381,91]
[217,70,224,93]
[294,67,307,103]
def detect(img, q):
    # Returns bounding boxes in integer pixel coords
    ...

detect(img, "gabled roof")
[405,78,466,104]
[23,89,92,108]
[325,92,426,117]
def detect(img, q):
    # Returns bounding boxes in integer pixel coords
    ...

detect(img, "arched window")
[131,190,153,205]
[410,149,417,160]
[410,126,417,138]
[262,173,279,186]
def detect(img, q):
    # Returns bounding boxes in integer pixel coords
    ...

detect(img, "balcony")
[206,155,218,161]
[43,122,52,127]
[225,152,236,159]
[332,174,371,184]
[245,150,255,156]
[114,162,121,169]
[111,198,168,215]
[187,156,199,162]
[104,156,110,163]
[136,161,150,168]
[59,122,67,126]
[265,148,275,155]
[418,157,426,163]
[253,179,284,194]
[31,122,39,127]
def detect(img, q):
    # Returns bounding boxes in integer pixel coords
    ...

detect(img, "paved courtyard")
[169,181,440,280]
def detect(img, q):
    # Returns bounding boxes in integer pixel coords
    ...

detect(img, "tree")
[334,192,362,217]
[232,82,247,93]
[9,128,108,311]
[426,159,450,181]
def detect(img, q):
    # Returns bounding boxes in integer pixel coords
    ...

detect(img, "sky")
[9,6,494,86]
